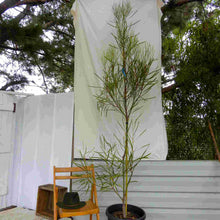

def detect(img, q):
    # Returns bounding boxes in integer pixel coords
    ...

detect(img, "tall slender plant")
[74,2,158,219]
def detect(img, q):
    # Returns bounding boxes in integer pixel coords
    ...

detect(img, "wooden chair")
[53,164,100,220]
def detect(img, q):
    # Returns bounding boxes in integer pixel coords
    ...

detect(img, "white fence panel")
[0,92,15,209]
[11,93,74,210]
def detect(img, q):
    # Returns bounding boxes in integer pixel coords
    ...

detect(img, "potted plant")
[74,2,158,219]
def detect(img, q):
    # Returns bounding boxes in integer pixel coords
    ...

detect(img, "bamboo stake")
[208,121,220,162]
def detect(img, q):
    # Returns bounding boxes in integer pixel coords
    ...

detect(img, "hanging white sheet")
[72,0,168,159]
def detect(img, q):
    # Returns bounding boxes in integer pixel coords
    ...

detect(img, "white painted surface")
[0,93,15,203]
[0,94,14,153]
[72,160,220,220]
[10,93,74,210]
[0,154,11,197]
[0,93,14,112]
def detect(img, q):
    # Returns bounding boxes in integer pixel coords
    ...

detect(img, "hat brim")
[57,201,86,209]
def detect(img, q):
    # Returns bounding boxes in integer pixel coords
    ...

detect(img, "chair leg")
[96,213,100,220]
[54,210,58,220]
[90,214,92,220]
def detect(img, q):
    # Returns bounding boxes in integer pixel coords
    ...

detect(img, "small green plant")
[74,1,158,218]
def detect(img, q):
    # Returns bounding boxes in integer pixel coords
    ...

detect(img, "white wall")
[9,92,74,210]
[0,92,15,209]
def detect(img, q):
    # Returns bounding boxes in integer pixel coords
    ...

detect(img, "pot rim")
[105,203,146,220]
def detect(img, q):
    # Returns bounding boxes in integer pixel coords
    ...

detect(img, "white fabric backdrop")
[72,0,168,159]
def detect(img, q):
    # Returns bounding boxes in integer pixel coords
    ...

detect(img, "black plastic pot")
[106,204,146,220]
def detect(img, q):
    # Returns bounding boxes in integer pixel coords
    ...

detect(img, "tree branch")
[174,0,203,6]
[42,21,55,29]
[47,28,73,39]
[14,5,31,23]
[15,0,54,7]
[162,83,178,93]
[34,57,49,94]
[0,0,54,15]
[208,121,220,162]
[0,0,20,15]
[0,78,28,91]
[161,0,204,12]
[0,44,23,51]
[0,44,46,56]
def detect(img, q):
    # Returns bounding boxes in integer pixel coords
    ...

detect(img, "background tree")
[162,0,220,159]
[0,0,75,93]
[1,0,216,94]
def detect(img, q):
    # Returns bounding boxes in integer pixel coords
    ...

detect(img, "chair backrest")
[54,165,94,180]
[53,164,98,206]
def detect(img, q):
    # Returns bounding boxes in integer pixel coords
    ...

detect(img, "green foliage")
[96,10,157,117]
[74,2,157,218]
[0,0,75,92]
[162,0,220,159]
